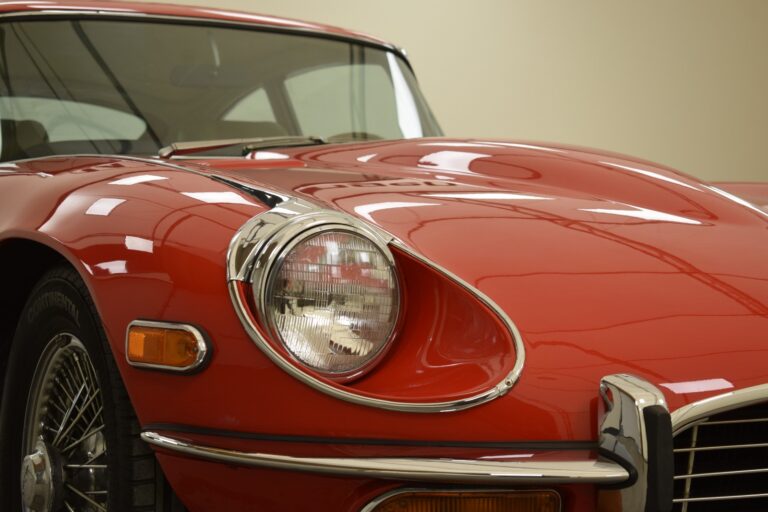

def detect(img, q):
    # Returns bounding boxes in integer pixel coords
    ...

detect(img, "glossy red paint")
[199,138,768,423]
[0,4,766,511]
[715,181,768,210]
[3,135,767,509]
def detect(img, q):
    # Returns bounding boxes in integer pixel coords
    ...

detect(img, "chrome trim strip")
[225,197,526,413]
[673,492,768,504]
[673,467,768,480]
[360,488,562,512]
[0,10,409,62]
[670,382,768,435]
[702,417,768,426]
[674,441,768,453]
[599,374,669,512]
[125,320,209,373]
[141,431,629,485]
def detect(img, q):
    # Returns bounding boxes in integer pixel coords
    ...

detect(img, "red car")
[0,2,766,511]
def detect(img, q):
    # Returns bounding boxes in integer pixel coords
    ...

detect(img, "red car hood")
[192,137,768,413]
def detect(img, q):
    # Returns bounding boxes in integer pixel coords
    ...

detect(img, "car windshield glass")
[0,19,442,161]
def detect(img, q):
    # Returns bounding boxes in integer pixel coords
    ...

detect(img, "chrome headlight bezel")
[227,197,402,382]
[254,222,402,381]
[227,193,526,413]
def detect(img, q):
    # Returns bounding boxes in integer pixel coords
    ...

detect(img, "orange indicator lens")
[371,490,561,512]
[127,325,201,369]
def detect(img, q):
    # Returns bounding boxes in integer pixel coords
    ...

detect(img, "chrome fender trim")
[141,431,629,485]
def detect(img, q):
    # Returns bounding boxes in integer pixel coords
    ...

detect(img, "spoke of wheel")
[51,392,71,417]
[62,360,84,395]
[53,382,86,446]
[46,394,70,443]
[63,360,98,432]
[66,483,107,512]
[73,354,101,422]
[55,378,80,427]
[48,398,67,417]
[61,361,84,401]
[74,389,102,439]
[26,336,110,511]
[56,377,75,403]
[71,405,103,454]
[56,389,99,448]
[82,448,106,466]
[44,409,62,431]
[58,361,81,399]
[62,424,105,454]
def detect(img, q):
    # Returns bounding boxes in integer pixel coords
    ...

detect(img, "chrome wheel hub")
[21,441,58,512]
[22,334,109,511]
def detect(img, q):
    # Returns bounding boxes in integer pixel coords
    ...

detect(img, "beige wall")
[136,0,768,182]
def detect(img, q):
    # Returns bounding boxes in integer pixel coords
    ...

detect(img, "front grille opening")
[673,402,768,511]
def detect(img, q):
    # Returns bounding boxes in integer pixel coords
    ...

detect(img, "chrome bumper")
[141,430,628,485]
[143,373,679,511]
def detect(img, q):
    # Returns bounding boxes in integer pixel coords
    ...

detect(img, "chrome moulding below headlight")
[140,431,628,485]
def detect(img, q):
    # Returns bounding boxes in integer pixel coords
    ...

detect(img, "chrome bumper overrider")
[140,431,628,484]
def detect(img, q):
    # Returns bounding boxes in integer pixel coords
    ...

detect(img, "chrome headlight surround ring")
[227,194,526,413]
[253,218,402,382]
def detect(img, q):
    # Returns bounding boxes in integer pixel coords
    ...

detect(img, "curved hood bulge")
[193,137,768,426]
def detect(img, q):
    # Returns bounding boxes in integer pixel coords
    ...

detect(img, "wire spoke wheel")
[22,333,108,512]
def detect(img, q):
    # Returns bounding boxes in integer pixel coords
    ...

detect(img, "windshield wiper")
[158,136,326,159]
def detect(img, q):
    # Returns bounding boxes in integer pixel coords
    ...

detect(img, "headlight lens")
[262,229,400,378]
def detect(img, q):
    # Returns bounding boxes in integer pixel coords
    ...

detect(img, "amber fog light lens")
[264,230,399,378]
[370,490,561,511]
[127,325,203,369]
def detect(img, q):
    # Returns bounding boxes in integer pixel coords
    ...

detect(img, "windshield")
[0,19,442,160]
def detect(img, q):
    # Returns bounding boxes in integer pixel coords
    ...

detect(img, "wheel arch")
[0,237,92,397]
[0,236,87,508]
[0,236,188,511]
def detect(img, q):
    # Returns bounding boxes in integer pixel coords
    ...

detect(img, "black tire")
[0,265,184,511]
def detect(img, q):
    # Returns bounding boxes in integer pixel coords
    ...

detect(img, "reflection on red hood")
[192,137,768,415]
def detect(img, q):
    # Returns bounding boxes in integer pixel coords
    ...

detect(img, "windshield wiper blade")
[158,136,326,159]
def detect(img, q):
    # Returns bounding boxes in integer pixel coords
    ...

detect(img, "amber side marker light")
[126,321,208,372]
[369,490,561,512]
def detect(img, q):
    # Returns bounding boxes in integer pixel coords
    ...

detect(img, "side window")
[224,88,277,122]
[284,64,401,139]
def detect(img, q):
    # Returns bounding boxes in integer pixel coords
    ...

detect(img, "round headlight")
[261,228,400,379]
